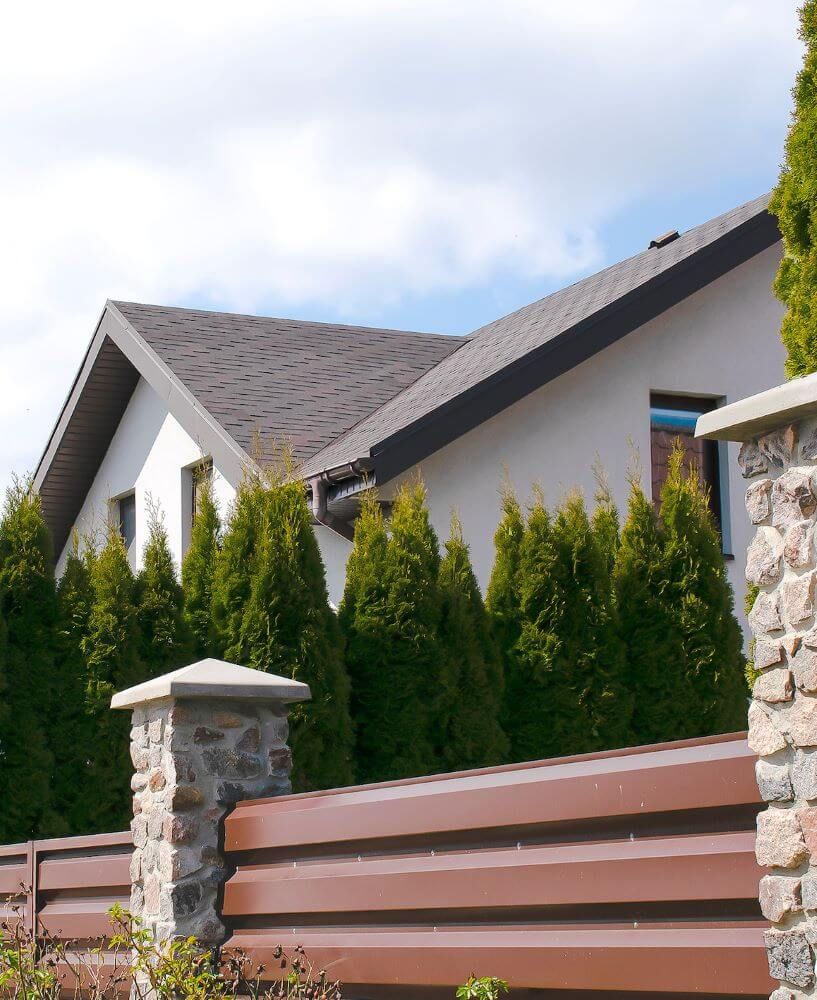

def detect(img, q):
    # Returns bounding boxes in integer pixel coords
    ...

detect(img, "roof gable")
[301,193,779,481]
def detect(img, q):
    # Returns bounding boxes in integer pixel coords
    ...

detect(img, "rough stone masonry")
[742,420,817,998]
[114,659,310,946]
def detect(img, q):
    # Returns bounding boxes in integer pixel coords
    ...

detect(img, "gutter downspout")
[309,474,355,542]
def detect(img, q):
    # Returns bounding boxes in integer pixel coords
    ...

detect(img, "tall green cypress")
[51,541,96,835]
[506,491,566,762]
[437,514,508,771]
[236,478,354,791]
[339,490,391,784]
[137,507,188,677]
[551,492,632,753]
[485,486,525,691]
[0,479,56,841]
[211,474,265,658]
[661,446,747,736]
[81,528,144,832]
[770,1,817,376]
[182,479,220,659]
[340,481,442,783]
[614,479,686,745]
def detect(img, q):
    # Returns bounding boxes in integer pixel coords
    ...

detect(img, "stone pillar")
[734,420,817,998]
[111,658,310,946]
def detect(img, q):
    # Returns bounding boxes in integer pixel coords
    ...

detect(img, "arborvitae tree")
[235,477,354,790]
[485,486,525,693]
[51,541,96,835]
[340,481,442,783]
[0,478,56,841]
[437,514,508,770]
[551,492,632,752]
[81,528,144,832]
[660,446,747,736]
[210,474,265,658]
[591,471,620,580]
[745,582,761,690]
[338,489,391,784]
[505,491,566,762]
[614,479,686,745]
[182,478,220,659]
[770,1,817,376]
[137,505,189,677]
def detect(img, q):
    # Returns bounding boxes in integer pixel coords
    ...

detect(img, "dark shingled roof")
[112,302,466,462]
[301,192,776,478]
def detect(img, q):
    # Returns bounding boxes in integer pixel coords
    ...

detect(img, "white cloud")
[0,0,801,490]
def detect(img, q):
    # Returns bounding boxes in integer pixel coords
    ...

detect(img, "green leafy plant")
[456,975,509,1000]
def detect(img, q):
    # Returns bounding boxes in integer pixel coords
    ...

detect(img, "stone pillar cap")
[111,658,311,710]
[696,372,817,443]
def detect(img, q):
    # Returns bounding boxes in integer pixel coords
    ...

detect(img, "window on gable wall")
[649,393,731,555]
[117,492,136,552]
[191,459,213,526]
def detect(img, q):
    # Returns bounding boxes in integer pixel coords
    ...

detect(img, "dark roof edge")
[366,208,780,485]
[33,303,256,535]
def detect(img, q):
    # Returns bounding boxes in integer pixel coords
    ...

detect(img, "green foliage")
[745,582,761,690]
[340,481,442,783]
[437,514,508,770]
[81,527,144,832]
[660,446,747,736]
[182,477,221,659]
[211,474,265,657]
[234,476,354,790]
[51,541,97,835]
[485,486,525,692]
[0,477,56,841]
[456,977,509,1000]
[770,1,817,376]
[136,505,189,677]
[614,479,686,744]
[506,491,564,761]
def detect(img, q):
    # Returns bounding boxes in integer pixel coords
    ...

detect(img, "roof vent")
[649,229,680,249]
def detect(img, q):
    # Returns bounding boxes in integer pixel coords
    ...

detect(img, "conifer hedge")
[770,0,817,376]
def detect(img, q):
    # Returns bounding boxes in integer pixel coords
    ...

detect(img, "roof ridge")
[111,299,466,345]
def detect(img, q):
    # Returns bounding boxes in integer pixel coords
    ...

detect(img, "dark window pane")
[191,460,213,525]
[649,394,721,529]
[119,493,136,550]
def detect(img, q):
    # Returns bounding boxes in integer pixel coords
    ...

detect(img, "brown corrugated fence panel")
[223,732,773,998]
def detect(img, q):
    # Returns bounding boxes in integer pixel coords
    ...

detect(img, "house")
[34,193,785,632]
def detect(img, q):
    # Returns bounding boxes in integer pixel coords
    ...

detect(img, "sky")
[0,1,803,493]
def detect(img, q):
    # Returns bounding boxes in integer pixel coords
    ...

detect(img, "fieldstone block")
[169,785,204,811]
[782,696,817,748]
[202,748,262,779]
[784,573,817,626]
[785,634,804,657]
[769,988,798,1000]
[170,880,203,917]
[794,647,817,694]
[762,426,799,470]
[760,874,802,922]
[802,869,817,909]
[747,528,784,586]
[749,702,788,756]
[746,479,773,523]
[757,759,794,802]
[765,928,814,989]
[793,751,817,800]
[236,727,261,752]
[801,808,817,860]
[750,591,784,636]
[757,808,809,868]
[787,521,815,569]
[754,669,795,703]
[739,440,769,478]
[756,640,785,671]
[193,726,225,745]
[803,425,817,461]
[773,470,817,528]
[212,710,245,728]
[162,813,199,845]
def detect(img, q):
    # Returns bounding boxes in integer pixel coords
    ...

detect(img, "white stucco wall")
[385,244,786,635]
[56,378,235,576]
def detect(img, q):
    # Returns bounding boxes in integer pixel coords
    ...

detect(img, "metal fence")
[0,831,130,945]
[222,732,772,999]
